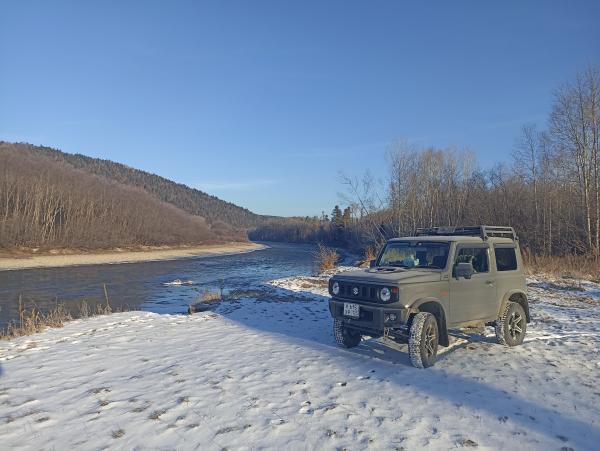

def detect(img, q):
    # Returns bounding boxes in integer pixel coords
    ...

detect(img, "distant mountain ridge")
[8,142,266,229]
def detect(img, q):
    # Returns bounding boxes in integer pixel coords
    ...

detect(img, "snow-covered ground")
[1,271,599,450]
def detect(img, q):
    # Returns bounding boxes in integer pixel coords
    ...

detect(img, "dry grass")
[0,293,119,340]
[315,244,339,273]
[356,246,378,267]
[201,289,222,302]
[0,298,72,340]
[363,246,378,262]
[187,288,224,314]
[522,250,600,281]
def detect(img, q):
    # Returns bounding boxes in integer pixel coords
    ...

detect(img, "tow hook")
[383,326,393,343]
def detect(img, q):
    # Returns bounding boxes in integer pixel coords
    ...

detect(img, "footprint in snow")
[131,402,151,413]
[89,387,111,395]
[299,401,314,414]
[149,409,168,420]
[215,425,250,435]
[111,429,125,439]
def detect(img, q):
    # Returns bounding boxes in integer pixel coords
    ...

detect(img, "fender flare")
[499,289,530,322]
[408,297,450,347]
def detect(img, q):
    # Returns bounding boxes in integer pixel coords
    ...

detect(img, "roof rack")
[414,225,518,241]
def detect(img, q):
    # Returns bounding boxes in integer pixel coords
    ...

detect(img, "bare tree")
[550,67,600,254]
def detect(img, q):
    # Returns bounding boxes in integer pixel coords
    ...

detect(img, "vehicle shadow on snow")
[215,286,489,365]
[213,285,600,448]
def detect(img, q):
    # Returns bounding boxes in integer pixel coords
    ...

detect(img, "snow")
[163,279,195,286]
[1,272,599,450]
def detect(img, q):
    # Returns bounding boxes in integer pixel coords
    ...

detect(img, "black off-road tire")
[495,301,527,346]
[333,319,362,348]
[408,312,439,368]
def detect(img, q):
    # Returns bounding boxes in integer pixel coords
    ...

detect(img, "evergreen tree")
[331,205,345,243]
[342,207,351,226]
[331,205,343,226]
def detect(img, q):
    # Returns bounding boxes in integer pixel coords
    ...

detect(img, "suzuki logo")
[352,287,359,296]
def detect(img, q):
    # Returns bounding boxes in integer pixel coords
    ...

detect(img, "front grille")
[338,282,380,302]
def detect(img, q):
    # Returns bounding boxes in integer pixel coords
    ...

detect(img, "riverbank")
[1,271,599,449]
[0,242,267,271]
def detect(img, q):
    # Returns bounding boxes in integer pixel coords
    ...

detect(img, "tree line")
[251,67,600,258]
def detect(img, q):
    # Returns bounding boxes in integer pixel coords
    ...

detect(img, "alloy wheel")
[508,311,523,340]
[424,323,437,357]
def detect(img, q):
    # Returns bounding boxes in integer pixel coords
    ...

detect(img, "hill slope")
[0,142,255,249]
[7,142,264,229]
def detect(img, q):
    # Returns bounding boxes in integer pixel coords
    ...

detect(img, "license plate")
[343,302,360,318]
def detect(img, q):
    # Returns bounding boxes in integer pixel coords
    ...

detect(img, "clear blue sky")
[1,1,599,216]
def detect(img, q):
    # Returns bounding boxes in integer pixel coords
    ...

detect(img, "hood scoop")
[368,267,405,273]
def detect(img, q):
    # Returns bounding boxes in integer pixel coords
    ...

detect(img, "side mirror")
[454,262,474,279]
[369,259,377,268]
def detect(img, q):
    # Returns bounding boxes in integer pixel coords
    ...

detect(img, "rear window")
[495,247,517,271]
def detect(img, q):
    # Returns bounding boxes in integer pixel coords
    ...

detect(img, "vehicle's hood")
[332,268,442,285]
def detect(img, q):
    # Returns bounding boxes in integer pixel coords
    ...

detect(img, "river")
[0,242,318,329]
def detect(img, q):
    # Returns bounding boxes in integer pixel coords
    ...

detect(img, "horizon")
[1,1,599,216]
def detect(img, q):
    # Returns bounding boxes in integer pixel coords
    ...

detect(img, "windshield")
[377,241,450,269]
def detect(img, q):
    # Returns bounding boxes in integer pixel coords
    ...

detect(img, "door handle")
[485,280,495,287]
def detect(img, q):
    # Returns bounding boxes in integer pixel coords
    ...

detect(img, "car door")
[449,244,496,325]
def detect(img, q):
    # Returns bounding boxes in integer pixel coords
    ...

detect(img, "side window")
[495,247,517,271]
[455,247,489,273]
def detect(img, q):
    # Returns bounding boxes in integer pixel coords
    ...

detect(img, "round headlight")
[380,287,391,302]
[332,281,340,295]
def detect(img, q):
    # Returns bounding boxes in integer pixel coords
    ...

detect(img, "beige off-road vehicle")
[328,226,529,368]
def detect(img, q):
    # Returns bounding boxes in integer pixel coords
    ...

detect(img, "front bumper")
[329,298,409,335]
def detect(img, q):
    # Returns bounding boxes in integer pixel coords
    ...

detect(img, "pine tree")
[331,205,345,243]
[342,207,351,226]
[331,205,343,226]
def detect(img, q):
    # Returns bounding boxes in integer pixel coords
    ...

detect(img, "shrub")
[315,243,338,273]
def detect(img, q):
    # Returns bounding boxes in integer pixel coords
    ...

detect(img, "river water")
[0,242,318,329]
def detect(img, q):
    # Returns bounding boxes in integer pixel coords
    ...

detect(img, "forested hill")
[8,142,264,229]
[0,142,269,250]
